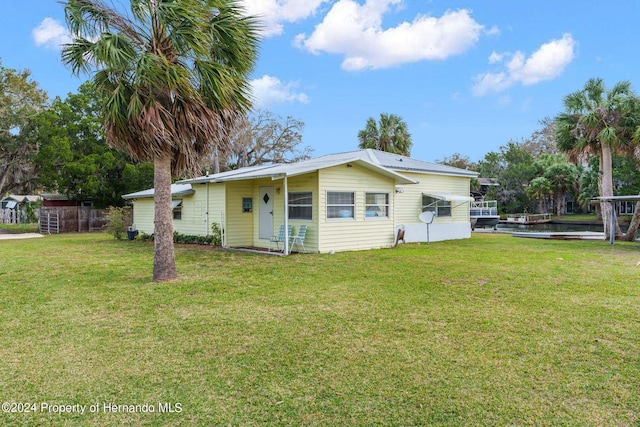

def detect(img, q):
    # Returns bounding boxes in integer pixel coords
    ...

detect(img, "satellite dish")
[419,211,435,224]
[418,211,435,244]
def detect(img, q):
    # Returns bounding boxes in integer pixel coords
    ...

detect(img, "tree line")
[355,82,640,243]
[436,79,640,242]
[0,68,311,208]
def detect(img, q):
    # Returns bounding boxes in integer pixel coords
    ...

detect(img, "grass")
[0,233,639,426]
[551,213,599,222]
[0,223,40,233]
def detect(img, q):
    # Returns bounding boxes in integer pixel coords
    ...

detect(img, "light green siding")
[224,180,254,247]
[223,174,321,252]
[174,189,207,236]
[394,172,470,225]
[132,198,154,234]
[318,164,396,253]
[208,183,226,236]
[280,172,318,253]
[130,183,226,237]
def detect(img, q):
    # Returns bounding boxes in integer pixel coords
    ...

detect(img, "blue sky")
[2,1,640,162]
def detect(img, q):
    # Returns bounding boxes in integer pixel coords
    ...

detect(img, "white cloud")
[488,51,505,64]
[241,0,329,37]
[32,17,71,50]
[250,75,310,108]
[296,1,484,71]
[472,33,576,96]
[485,25,500,36]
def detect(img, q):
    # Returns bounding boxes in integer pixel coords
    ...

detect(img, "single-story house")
[1,195,42,210]
[123,149,479,253]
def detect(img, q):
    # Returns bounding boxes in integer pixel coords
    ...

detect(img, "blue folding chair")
[289,225,307,253]
[269,225,292,252]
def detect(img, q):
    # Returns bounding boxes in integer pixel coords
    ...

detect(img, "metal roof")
[127,150,478,199]
[179,149,477,186]
[122,183,194,199]
[366,150,479,177]
[1,195,42,203]
[593,195,640,202]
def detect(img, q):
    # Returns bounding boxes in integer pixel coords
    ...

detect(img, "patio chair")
[289,225,307,253]
[269,224,292,252]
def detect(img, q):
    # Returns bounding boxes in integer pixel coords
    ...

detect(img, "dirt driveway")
[0,230,43,240]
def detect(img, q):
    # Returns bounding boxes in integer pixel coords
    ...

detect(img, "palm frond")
[62,0,260,177]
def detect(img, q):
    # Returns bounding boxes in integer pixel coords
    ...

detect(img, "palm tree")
[555,78,637,240]
[62,0,259,281]
[526,177,552,214]
[358,113,412,156]
[544,162,579,216]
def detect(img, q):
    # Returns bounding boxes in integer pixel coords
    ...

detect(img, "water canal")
[495,222,603,234]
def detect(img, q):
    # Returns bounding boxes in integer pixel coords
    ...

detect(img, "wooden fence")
[39,207,108,234]
[0,209,26,224]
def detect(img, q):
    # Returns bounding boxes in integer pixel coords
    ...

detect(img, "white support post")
[609,200,615,245]
[284,175,289,255]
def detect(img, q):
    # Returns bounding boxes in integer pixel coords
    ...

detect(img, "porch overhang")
[422,192,473,203]
[593,195,640,202]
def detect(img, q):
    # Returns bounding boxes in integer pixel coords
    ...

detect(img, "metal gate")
[39,212,60,234]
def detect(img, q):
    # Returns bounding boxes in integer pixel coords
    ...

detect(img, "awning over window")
[5,201,17,209]
[422,192,473,203]
[171,200,182,210]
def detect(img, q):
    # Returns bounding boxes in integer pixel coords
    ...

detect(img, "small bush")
[105,206,132,240]
[137,230,221,246]
[173,231,215,245]
[138,231,154,241]
[211,222,223,246]
[25,201,42,223]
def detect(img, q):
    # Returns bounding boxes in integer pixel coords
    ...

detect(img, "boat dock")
[502,213,551,225]
[511,231,604,240]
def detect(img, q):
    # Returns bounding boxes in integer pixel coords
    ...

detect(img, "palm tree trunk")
[153,153,177,282]
[623,200,640,241]
[600,146,623,239]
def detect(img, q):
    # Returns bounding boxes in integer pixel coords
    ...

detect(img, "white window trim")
[422,196,451,218]
[172,199,183,221]
[327,190,355,221]
[365,192,390,220]
[288,191,313,221]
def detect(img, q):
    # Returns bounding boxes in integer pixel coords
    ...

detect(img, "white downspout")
[284,175,289,255]
[205,181,210,236]
[221,210,225,247]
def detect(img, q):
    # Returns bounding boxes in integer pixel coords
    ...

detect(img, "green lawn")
[0,233,639,426]
[0,223,40,233]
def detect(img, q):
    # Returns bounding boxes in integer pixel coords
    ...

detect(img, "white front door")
[259,186,274,239]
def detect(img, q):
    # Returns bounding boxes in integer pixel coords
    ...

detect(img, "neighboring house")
[40,194,93,207]
[1,195,42,210]
[1,195,42,224]
[123,149,478,253]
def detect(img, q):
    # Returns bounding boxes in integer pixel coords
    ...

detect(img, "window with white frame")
[365,192,389,218]
[327,191,355,219]
[422,195,451,217]
[172,200,183,220]
[288,192,312,220]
